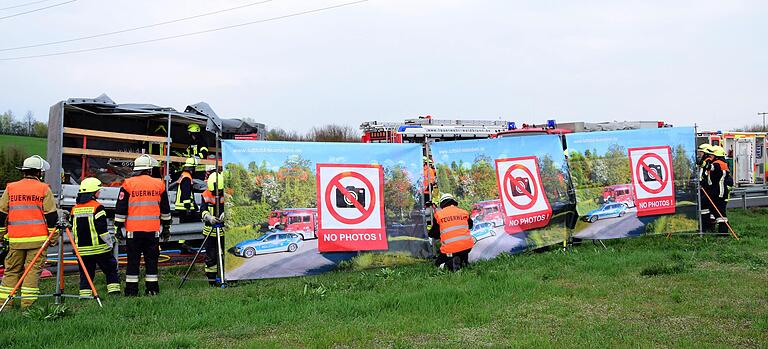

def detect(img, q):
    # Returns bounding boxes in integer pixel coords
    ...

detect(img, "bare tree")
[24,110,34,136]
[307,124,360,142]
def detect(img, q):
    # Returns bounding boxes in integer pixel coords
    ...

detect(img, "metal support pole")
[165,113,172,189]
[214,131,226,286]
[54,231,64,305]
[759,112,767,132]
[695,124,703,235]
[178,232,213,288]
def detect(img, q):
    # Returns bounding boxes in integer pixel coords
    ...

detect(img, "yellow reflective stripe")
[94,210,107,219]
[9,235,48,243]
[107,283,121,293]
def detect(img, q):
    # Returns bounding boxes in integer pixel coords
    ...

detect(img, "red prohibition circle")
[324,171,377,225]
[502,163,538,210]
[635,152,669,195]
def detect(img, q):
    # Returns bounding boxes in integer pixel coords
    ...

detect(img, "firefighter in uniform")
[175,157,198,223]
[200,172,225,286]
[114,155,172,296]
[428,193,475,271]
[0,155,59,308]
[181,124,209,160]
[707,146,732,236]
[697,143,715,231]
[70,177,121,297]
[423,156,437,205]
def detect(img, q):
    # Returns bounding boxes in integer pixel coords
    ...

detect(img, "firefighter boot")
[716,217,729,236]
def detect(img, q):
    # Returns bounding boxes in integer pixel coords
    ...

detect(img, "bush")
[0,145,28,188]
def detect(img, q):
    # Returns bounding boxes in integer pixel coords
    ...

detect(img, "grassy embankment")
[0,134,47,157]
[0,209,766,348]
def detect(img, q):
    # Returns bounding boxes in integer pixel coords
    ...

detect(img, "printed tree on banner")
[603,144,631,186]
[277,156,316,209]
[673,144,693,191]
[469,155,498,204]
[384,165,419,222]
[539,155,568,203]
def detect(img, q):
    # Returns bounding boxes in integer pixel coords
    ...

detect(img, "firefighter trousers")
[125,233,160,296]
[0,248,46,308]
[700,191,715,231]
[434,249,471,271]
[204,234,224,285]
[79,252,120,297]
[713,196,729,236]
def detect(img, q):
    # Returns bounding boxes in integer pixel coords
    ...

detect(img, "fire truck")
[267,208,318,240]
[697,131,767,187]
[361,116,512,144]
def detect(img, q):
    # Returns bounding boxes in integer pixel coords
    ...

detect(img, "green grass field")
[0,134,47,157]
[1,209,767,348]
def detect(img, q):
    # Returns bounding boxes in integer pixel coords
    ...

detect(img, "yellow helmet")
[187,124,201,133]
[79,177,102,194]
[184,157,198,167]
[207,172,224,191]
[711,146,726,157]
[698,143,713,154]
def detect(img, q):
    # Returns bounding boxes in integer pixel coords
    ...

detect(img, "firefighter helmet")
[187,124,201,133]
[207,172,224,191]
[17,155,50,171]
[79,177,102,193]
[184,157,198,168]
[698,143,713,154]
[439,193,457,206]
[711,146,726,157]
[133,154,159,171]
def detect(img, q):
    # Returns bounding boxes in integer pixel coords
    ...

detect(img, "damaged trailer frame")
[46,94,265,243]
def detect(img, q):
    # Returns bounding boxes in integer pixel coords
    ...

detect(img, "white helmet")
[17,155,50,171]
[439,193,456,206]
[133,154,159,171]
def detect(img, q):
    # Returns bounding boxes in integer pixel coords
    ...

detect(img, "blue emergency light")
[547,119,556,129]
[507,122,516,130]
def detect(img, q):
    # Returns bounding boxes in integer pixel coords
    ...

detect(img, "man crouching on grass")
[428,194,474,271]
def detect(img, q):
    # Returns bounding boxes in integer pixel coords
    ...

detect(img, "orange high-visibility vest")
[6,179,49,244]
[434,205,474,254]
[423,166,436,193]
[122,175,165,232]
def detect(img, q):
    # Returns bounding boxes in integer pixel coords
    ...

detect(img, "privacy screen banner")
[430,135,575,261]
[565,127,698,240]
[222,141,429,281]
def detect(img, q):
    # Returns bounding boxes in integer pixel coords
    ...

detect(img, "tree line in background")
[0,110,47,138]
[266,124,360,142]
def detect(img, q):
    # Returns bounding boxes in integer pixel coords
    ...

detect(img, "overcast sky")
[0,0,766,132]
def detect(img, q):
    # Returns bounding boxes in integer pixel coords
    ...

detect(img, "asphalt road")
[573,208,645,239]
[226,239,355,280]
[468,224,526,262]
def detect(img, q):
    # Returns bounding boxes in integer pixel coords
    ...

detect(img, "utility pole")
[759,112,768,132]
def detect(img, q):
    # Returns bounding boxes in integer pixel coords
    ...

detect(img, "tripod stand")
[0,215,102,312]
[178,224,225,288]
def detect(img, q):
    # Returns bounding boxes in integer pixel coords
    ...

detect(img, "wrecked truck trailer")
[45,94,266,242]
